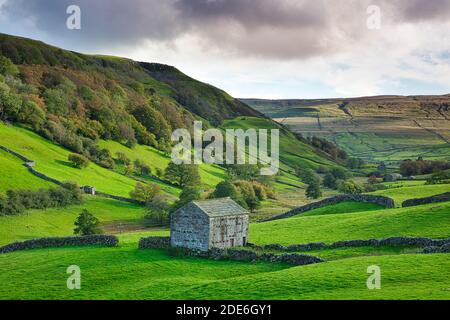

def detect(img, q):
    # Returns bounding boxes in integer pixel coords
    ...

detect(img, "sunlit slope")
[0,148,54,193]
[0,196,146,246]
[0,246,448,299]
[250,202,450,245]
[98,140,226,188]
[0,123,171,197]
[221,117,340,171]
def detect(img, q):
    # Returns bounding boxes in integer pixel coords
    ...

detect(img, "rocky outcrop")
[0,235,119,254]
[264,194,395,221]
[402,192,450,207]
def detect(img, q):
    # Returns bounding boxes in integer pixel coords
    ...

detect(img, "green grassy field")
[98,139,226,188]
[0,148,54,193]
[371,183,450,206]
[250,202,450,245]
[0,196,147,245]
[221,117,339,171]
[0,244,448,300]
[0,123,139,197]
[301,201,383,217]
[182,253,450,300]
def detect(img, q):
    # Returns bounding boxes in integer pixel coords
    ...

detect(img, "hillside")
[0,33,271,169]
[0,33,341,190]
[243,96,450,164]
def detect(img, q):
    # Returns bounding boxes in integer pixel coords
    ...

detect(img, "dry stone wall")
[402,192,450,207]
[265,194,395,221]
[0,235,119,254]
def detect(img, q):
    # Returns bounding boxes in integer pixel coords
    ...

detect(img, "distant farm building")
[82,186,96,195]
[384,173,403,182]
[170,198,249,252]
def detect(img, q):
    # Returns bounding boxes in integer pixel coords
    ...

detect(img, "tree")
[173,185,202,211]
[68,153,90,169]
[212,180,240,199]
[306,182,322,199]
[115,152,131,165]
[339,180,364,195]
[323,173,337,189]
[330,167,349,180]
[300,168,320,185]
[144,195,170,226]
[347,158,365,169]
[246,196,261,212]
[225,164,259,181]
[17,100,45,130]
[426,170,450,185]
[129,182,161,204]
[165,162,201,187]
[134,159,151,176]
[74,209,102,235]
[234,180,260,211]
[0,56,19,76]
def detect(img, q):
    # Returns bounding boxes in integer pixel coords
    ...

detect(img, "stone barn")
[170,198,249,251]
[384,173,403,182]
[82,186,96,195]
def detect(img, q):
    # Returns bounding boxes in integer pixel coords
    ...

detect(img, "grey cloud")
[393,0,450,22]
[2,0,184,50]
[1,0,449,59]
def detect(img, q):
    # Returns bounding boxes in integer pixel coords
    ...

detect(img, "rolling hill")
[243,96,450,164]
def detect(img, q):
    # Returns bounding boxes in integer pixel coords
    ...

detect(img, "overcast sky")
[1,0,450,99]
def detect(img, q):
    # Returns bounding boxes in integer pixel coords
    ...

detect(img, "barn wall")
[170,204,210,251]
[209,215,249,249]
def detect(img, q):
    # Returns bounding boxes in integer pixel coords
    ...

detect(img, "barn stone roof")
[192,198,248,217]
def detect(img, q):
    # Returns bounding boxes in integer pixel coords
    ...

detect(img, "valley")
[0,33,449,301]
[243,96,450,164]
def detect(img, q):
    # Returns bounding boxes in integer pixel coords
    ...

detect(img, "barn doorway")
[230,239,235,247]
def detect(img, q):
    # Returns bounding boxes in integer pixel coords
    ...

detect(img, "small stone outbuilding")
[82,186,96,195]
[170,198,249,252]
[384,173,403,182]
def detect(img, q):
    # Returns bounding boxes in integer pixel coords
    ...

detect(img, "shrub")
[426,170,450,185]
[306,182,322,199]
[0,56,19,76]
[252,182,267,201]
[68,153,90,169]
[74,209,102,236]
[96,148,115,169]
[134,159,151,176]
[130,182,161,204]
[144,196,170,226]
[0,183,82,215]
[17,100,45,130]
[234,180,260,212]
[339,180,364,195]
[115,152,131,165]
